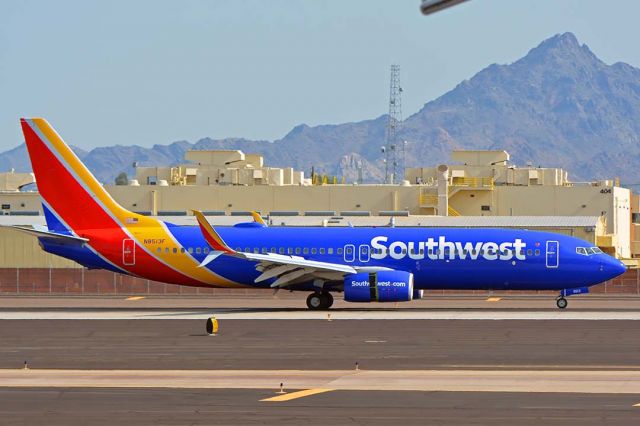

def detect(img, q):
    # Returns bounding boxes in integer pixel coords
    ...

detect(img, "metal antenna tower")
[384,64,402,184]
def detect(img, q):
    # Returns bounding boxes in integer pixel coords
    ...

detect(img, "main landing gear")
[306,292,334,310]
[556,297,568,309]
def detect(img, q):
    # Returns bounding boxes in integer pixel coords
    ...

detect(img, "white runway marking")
[3,369,640,394]
[2,310,640,320]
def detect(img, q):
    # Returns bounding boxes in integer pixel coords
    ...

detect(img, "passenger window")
[319,248,325,254]
[254,248,259,253]
[188,247,193,254]
[196,247,201,254]
[204,247,210,254]
[311,248,317,254]
[180,248,185,253]
[165,247,170,254]
[287,248,293,254]
[173,247,177,254]
[270,247,276,253]
[157,247,161,253]
[261,248,267,254]
[295,248,301,254]
[279,248,284,254]
[534,249,540,256]
[527,249,533,256]
[337,248,343,255]
[303,248,309,254]
[245,247,250,253]
[328,248,334,254]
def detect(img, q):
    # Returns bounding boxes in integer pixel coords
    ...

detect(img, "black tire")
[556,297,568,309]
[323,292,334,309]
[306,293,324,310]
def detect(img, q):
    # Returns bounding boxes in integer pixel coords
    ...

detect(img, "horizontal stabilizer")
[4,225,89,244]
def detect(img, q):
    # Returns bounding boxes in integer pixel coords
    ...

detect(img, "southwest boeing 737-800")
[9,118,626,313]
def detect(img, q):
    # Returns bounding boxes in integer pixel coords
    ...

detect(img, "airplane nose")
[600,257,626,281]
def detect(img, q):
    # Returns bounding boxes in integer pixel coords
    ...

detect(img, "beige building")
[0,149,634,258]
[134,150,306,187]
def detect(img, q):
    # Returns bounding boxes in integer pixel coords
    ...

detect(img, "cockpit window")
[576,247,603,255]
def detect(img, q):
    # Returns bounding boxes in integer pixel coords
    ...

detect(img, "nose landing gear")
[556,297,568,309]
[556,286,589,309]
[306,292,334,310]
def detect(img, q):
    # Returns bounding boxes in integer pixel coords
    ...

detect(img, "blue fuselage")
[41,224,626,292]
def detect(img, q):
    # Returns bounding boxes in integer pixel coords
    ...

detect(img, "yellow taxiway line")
[125,296,145,301]
[486,297,501,302]
[261,388,335,402]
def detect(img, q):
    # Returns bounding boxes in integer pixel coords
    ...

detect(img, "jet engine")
[344,270,414,302]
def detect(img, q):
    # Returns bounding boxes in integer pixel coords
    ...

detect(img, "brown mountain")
[2,32,640,184]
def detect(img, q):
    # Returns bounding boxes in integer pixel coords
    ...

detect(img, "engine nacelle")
[344,270,414,303]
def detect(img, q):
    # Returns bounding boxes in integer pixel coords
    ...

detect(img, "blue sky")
[1,0,639,151]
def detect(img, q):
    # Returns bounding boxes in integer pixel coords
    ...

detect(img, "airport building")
[0,148,638,295]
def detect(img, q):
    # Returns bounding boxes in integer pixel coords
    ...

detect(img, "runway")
[2,296,640,424]
[2,319,640,370]
[3,388,638,426]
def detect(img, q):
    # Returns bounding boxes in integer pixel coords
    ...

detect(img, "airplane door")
[344,244,355,263]
[546,241,559,268]
[123,239,136,266]
[359,244,370,263]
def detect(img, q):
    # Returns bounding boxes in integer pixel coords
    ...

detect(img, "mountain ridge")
[3,32,640,184]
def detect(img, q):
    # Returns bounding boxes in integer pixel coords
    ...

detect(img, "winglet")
[251,211,267,227]
[193,210,234,254]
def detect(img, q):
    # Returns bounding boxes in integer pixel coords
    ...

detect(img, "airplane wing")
[3,225,89,244]
[193,210,358,287]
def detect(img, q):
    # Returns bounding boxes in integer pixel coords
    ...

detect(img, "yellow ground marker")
[261,388,335,402]
[486,297,501,302]
[125,296,145,301]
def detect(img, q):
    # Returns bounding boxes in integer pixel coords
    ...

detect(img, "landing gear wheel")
[306,292,333,310]
[306,293,324,310]
[322,292,334,309]
[556,297,568,309]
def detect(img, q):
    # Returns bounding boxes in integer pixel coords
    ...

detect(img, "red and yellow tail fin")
[20,118,141,232]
